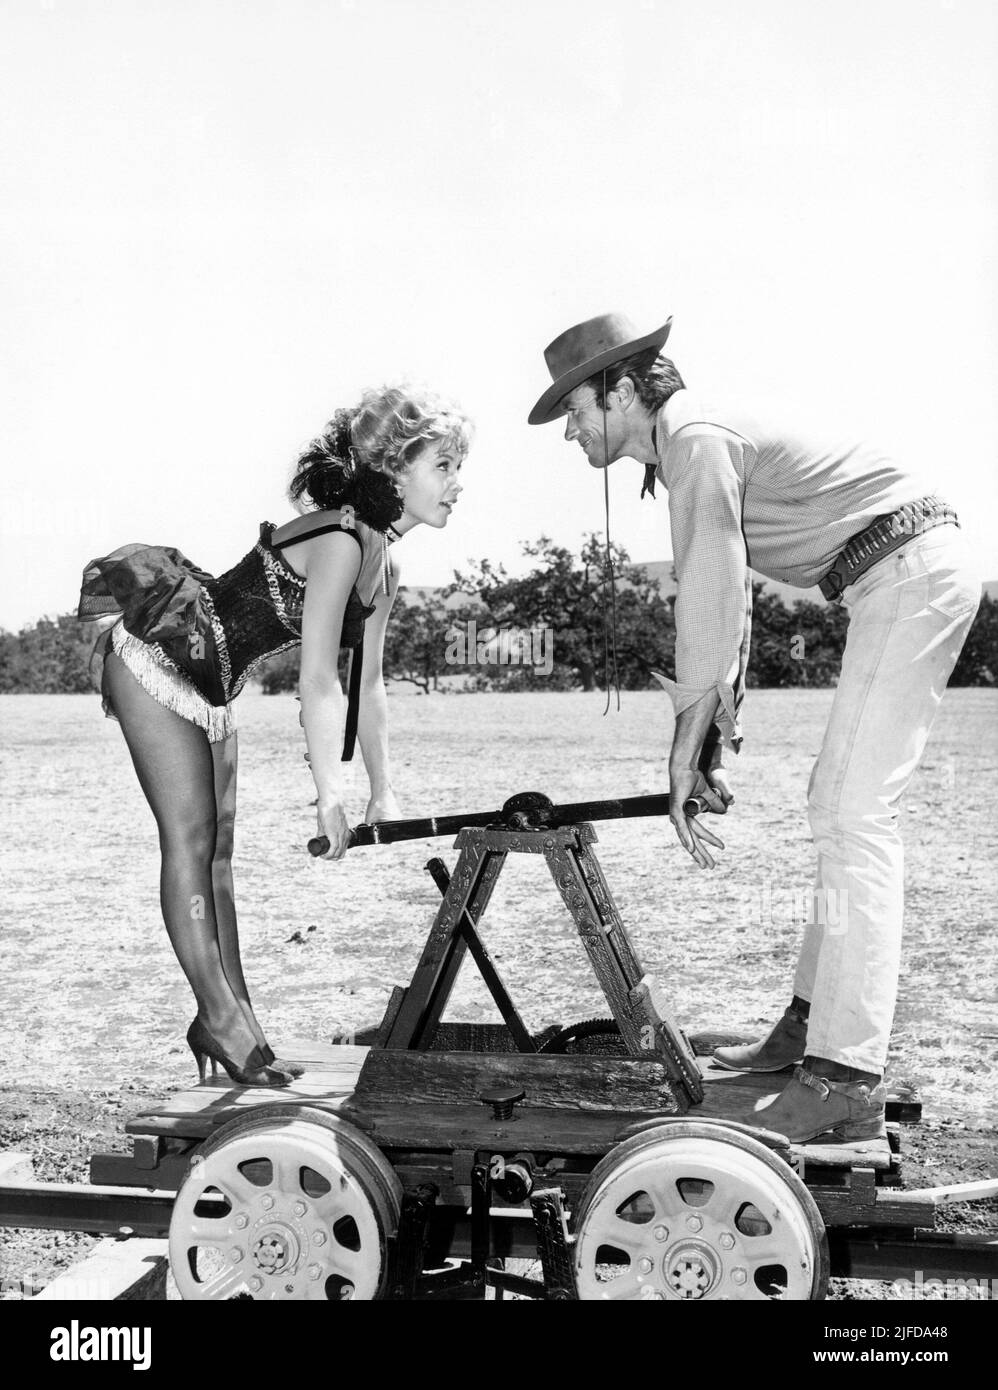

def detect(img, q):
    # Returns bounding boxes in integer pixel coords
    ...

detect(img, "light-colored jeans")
[792,524,981,1073]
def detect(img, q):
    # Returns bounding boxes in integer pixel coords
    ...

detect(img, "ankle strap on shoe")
[795,1067,887,1106]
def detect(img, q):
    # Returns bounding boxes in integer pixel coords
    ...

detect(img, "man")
[528,312,981,1143]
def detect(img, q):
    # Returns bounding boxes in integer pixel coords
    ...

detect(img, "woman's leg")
[103,652,271,1077]
[209,735,266,1046]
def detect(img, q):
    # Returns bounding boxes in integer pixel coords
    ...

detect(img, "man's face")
[561,384,627,469]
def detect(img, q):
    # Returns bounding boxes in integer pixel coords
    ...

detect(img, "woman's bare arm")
[356,557,403,822]
[296,529,363,858]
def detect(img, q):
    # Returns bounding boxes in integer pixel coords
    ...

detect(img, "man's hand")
[669,765,728,869]
[706,765,735,810]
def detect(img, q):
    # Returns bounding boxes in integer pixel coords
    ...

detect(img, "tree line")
[3,535,996,694]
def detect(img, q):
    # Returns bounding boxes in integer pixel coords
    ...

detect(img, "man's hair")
[586,348,685,413]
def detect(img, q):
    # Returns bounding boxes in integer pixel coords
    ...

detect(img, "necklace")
[380,525,402,594]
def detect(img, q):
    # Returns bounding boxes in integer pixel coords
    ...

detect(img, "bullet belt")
[818,495,960,602]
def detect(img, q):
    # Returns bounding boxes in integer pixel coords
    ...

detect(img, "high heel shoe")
[187,1018,291,1088]
[259,1043,305,1079]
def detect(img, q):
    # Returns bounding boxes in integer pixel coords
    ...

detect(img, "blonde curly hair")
[289,383,473,514]
[349,382,474,480]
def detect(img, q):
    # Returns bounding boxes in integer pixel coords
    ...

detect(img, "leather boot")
[712,1002,808,1073]
[751,1065,888,1144]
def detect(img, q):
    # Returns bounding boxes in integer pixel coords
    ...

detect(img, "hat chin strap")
[601,371,621,715]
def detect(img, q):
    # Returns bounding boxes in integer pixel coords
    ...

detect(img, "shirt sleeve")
[650,429,753,753]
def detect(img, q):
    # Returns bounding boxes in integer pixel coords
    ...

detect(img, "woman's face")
[398,438,464,529]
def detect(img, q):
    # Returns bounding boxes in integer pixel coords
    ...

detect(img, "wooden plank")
[573,840,645,984]
[544,843,645,1052]
[35,1238,168,1301]
[351,1049,677,1113]
[415,847,509,1046]
[793,1139,893,1173]
[126,1087,354,1141]
[813,1187,937,1227]
[342,1100,659,1155]
[628,975,703,1108]
[384,838,489,1048]
[262,1039,369,1065]
[89,1152,193,1193]
[422,854,535,1052]
[898,1178,998,1205]
[124,1044,368,1136]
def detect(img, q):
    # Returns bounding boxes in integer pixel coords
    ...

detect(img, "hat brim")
[527,318,673,426]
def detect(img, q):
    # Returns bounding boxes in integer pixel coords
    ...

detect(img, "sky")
[2,0,996,630]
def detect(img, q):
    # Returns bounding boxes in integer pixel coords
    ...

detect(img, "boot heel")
[832,1114,887,1142]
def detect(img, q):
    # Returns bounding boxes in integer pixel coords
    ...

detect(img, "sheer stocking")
[103,652,270,1076]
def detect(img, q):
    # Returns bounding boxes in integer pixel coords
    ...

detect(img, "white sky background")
[1,0,996,630]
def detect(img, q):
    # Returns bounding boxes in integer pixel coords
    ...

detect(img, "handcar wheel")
[573,1121,828,1301]
[168,1105,401,1301]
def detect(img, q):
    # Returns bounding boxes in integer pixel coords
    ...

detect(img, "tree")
[951,593,998,686]
[0,614,95,693]
[745,586,850,687]
[382,592,467,693]
[445,534,676,691]
[257,647,303,695]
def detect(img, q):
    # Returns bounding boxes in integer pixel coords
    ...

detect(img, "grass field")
[1,687,996,1298]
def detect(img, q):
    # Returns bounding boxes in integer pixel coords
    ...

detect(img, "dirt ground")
[1,687,995,1299]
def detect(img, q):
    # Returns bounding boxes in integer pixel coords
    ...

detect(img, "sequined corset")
[145,522,373,707]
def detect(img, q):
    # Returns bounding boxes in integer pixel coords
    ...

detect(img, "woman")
[79,384,471,1088]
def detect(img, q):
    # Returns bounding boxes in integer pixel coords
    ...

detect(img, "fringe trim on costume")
[110,623,235,743]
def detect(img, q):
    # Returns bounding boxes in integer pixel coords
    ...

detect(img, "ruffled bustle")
[107,622,235,743]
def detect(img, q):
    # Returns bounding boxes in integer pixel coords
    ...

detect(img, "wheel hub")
[252,1222,301,1275]
[663,1240,720,1299]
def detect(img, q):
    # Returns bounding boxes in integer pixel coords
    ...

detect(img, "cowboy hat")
[527,312,672,425]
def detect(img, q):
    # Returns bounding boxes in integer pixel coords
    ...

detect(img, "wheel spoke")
[304,1278,340,1301]
[311,1185,364,1227]
[198,1266,250,1301]
[323,1243,369,1279]
[205,1166,258,1210]
[184,1221,231,1244]
[741,1242,797,1270]
[641,1178,680,1223]
[603,1273,644,1301]
[580,1225,644,1259]
[272,1153,305,1197]
[701,1182,759,1228]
